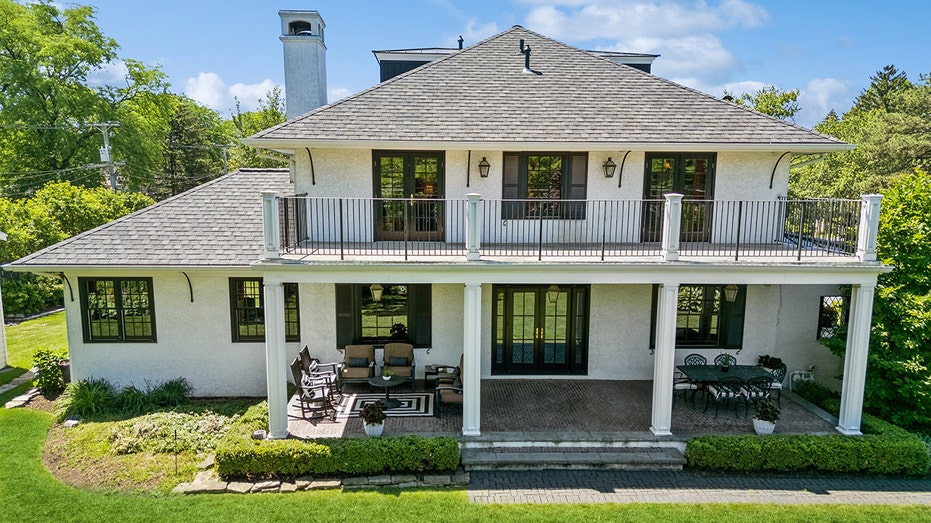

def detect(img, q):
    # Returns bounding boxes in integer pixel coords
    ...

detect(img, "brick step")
[461,446,686,471]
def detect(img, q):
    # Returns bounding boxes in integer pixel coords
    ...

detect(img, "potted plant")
[757,355,783,371]
[752,400,780,435]
[360,401,386,436]
[390,322,408,340]
[381,368,393,380]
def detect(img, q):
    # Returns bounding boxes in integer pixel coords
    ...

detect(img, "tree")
[153,96,229,199]
[852,64,913,114]
[0,181,154,316]
[225,87,288,170]
[0,0,169,195]
[725,85,801,121]
[790,67,931,198]
[821,169,931,430]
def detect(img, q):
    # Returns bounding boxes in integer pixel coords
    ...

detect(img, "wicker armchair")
[383,342,415,391]
[337,344,375,389]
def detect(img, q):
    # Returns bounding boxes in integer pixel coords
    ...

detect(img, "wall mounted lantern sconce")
[546,284,561,304]
[370,283,384,303]
[478,157,490,178]
[602,157,617,178]
[724,284,739,303]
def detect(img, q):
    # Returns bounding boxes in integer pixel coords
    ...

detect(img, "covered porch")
[286,379,836,440]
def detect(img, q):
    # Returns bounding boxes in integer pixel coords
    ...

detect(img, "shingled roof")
[6,169,292,269]
[248,26,845,150]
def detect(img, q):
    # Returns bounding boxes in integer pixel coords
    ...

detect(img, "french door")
[373,151,444,241]
[492,285,589,375]
[642,153,715,242]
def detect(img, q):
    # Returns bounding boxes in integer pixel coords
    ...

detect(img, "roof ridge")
[10,170,282,265]
[252,27,526,140]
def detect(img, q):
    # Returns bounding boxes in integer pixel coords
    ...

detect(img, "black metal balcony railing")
[276,196,862,261]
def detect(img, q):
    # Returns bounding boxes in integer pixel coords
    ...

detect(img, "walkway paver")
[467,470,931,505]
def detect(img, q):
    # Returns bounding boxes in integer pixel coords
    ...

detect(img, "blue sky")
[83,0,928,128]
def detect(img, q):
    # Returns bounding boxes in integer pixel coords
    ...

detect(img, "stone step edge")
[461,448,685,465]
[172,469,470,495]
[461,440,687,452]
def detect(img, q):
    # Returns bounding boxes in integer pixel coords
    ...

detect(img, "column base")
[462,428,481,437]
[835,426,862,436]
[267,430,290,440]
[650,426,672,437]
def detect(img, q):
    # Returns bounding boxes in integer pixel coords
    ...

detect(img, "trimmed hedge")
[686,413,930,476]
[214,403,460,479]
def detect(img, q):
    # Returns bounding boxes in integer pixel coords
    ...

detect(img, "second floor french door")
[642,153,715,243]
[373,151,445,242]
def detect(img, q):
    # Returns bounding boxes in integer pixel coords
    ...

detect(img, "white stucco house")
[5,12,885,441]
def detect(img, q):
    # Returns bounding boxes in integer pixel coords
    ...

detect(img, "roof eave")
[2,263,257,273]
[242,138,854,154]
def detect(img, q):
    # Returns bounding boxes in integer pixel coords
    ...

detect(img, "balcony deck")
[270,195,873,265]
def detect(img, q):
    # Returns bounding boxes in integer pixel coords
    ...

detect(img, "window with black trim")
[818,295,847,339]
[335,284,431,347]
[502,152,587,219]
[650,284,746,349]
[79,277,156,342]
[229,278,300,342]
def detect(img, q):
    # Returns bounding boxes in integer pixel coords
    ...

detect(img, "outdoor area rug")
[336,392,434,418]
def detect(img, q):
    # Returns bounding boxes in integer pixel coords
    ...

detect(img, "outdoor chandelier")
[478,157,490,178]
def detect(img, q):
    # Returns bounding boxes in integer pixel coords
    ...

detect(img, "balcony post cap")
[261,190,278,197]
[861,194,883,202]
[466,193,482,201]
[664,193,684,202]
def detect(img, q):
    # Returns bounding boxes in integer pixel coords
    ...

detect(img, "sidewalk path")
[0,370,34,397]
[468,470,931,505]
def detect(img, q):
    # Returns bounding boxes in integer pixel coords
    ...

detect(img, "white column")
[837,283,876,435]
[462,283,482,436]
[465,193,482,261]
[650,283,678,436]
[264,281,289,439]
[262,191,280,260]
[857,194,883,262]
[662,193,683,261]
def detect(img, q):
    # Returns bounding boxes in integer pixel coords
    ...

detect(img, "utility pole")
[90,122,121,190]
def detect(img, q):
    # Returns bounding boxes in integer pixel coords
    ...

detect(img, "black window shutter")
[723,285,746,350]
[335,284,356,348]
[408,284,432,347]
[502,153,521,219]
[566,154,588,218]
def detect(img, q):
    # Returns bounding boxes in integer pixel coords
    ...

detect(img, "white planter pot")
[753,418,775,435]
[363,421,384,437]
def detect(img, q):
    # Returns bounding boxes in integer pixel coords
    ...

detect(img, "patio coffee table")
[368,375,406,409]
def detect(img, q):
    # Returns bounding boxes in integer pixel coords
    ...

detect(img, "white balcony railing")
[263,193,881,262]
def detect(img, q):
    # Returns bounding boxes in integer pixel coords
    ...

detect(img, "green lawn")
[1,408,930,522]
[1,311,68,386]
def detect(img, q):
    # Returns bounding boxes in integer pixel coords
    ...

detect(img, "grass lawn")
[2,407,930,522]
[1,311,67,386]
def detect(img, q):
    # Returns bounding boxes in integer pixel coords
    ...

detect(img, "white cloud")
[328,87,352,103]
[184,72,279,113]
[523,1,769,84]
[86,60,129,87]
[798,77,850,126]
[462,18,501,44]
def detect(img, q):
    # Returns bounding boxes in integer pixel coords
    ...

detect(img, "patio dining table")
[677,364,773,384]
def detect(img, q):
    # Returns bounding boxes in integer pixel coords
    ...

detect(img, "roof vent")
[519,39,539,75]
[458,35,463,49]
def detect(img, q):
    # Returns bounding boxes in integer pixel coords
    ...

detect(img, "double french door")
[642,153,715,242]
[373,151,444,241]
[492,285,589,375]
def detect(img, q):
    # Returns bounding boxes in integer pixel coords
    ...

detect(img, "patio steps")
[460,440,686,471]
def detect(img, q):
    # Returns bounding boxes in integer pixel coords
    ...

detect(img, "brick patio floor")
[288,379,835,439]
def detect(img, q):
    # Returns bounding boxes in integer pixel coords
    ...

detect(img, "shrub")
[793,380,840,409]
[54,378,118,421]
[214,403,459,479]
[146,378,193,407]
[115,386,154,417]
[32,348,67,395]
[686,415,931,476]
